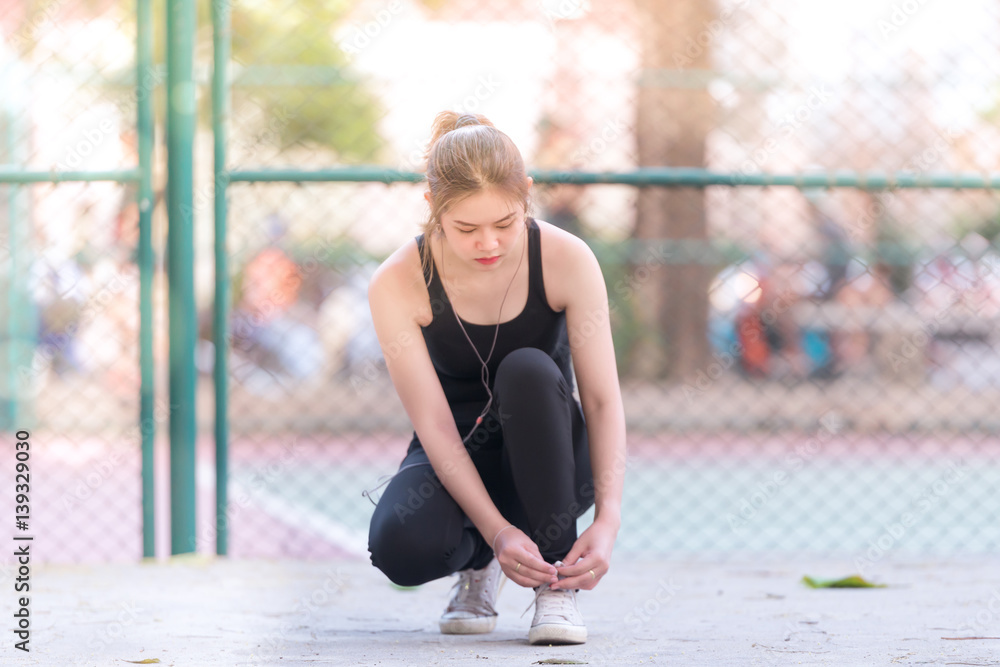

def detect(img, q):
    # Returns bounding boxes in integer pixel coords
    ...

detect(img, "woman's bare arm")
[367,251,520,554]
[561,234,627,528]
[545,229,626,589]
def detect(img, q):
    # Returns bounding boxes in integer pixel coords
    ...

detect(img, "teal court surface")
[17,431,999,562]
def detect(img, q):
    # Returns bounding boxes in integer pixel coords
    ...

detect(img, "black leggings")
[368,347,594,587]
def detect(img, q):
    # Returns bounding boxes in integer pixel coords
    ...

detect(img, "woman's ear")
[423,191,433,205]
[525,176,534,190]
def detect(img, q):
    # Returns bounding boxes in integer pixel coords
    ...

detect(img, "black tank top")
[415,217,574,428]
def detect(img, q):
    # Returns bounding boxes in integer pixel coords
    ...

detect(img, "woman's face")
[435,187,528,273]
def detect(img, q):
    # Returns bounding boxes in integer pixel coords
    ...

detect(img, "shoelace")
[520,585,547,619]
[525,587,579,622]
[521,585,578,620]
[445,567,498,615]
[520,560,578,621]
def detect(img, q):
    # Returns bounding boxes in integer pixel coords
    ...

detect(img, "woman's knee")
[368,480,463,586]
[496,347,562,390]
[369,513,441,587]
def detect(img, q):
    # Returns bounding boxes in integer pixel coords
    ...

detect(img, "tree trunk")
[631,0,715,380]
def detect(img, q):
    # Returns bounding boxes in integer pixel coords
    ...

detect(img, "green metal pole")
[166,0,197,555]
[137,0,156,559]
[4,93,33,430]
[212,0,231,557]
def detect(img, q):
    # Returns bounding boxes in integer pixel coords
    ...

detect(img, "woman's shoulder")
[372,236,422,277]
[368,238,432,323]
[537,214,592,242]
[535,218,600,312]
[535,218,594,257]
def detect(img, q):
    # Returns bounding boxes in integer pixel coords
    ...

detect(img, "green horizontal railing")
[226,166,1000,189]
[0,168,142,183]
[228,167,424,183]
[586,238,984,266]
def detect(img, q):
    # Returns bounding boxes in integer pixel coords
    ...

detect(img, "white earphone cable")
[361,219,529,505]
[442,220,528,444]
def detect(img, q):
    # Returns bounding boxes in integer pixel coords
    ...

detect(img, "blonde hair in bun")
[419,110,532,279]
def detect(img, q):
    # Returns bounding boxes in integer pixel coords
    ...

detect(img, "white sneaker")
[525,561,587,645]
[439,557,506,634]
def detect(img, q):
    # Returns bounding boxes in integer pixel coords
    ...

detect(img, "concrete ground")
[5,553,1000,667]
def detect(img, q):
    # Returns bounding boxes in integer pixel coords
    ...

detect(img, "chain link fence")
[1,1,152,563]
[3,0,1000,563]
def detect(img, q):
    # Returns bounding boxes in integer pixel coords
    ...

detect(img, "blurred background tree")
[10,0,384,162]
[631,0,715,379]
[225,0,383,162]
